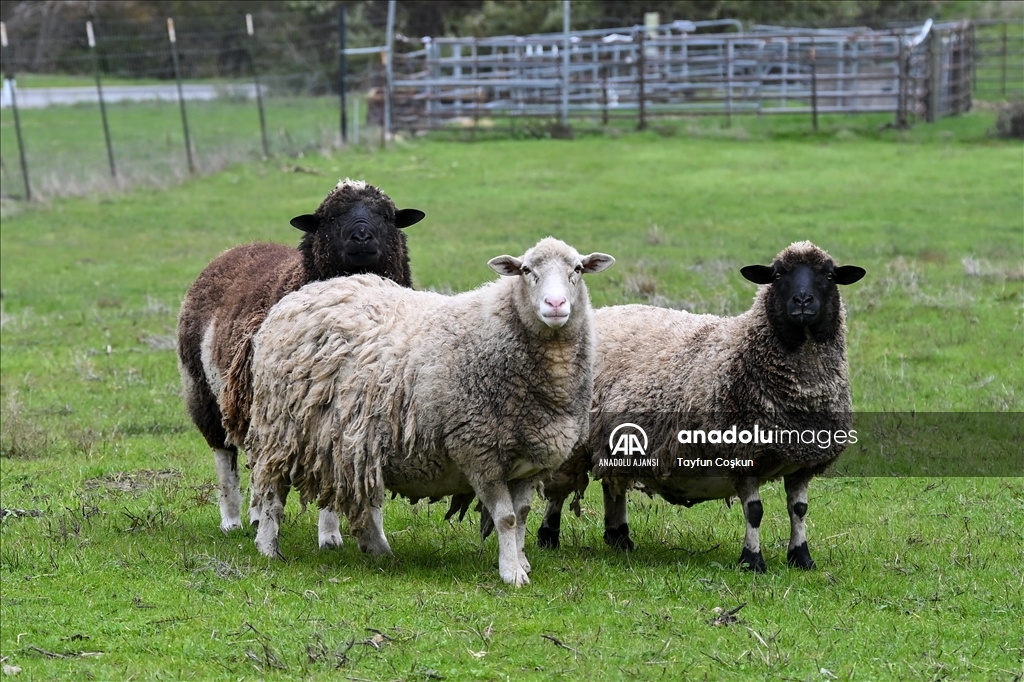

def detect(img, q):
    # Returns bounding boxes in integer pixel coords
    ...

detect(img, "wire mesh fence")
[0,7,388,200]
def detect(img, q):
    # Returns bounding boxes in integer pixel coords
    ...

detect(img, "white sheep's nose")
[540,295,570,328]
[544,295,567,309]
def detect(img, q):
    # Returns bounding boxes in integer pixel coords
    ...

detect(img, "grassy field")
[1,111,1022,680]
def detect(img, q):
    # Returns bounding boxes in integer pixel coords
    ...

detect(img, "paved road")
[1,81,259,109]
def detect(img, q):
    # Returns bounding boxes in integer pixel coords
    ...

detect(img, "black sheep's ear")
[395,208,425,228]
[833,265,866,285]
[740,264,775,284]
[290,214,320,232]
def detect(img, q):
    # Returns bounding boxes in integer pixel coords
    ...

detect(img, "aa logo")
[609,423,648,457]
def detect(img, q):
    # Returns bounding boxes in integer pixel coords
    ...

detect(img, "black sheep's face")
[741,258,865,334]
[334,203,388,267]
[291,202,425,271]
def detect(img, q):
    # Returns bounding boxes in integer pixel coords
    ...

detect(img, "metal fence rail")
[390,20,978,131]
[971,19,1024,101]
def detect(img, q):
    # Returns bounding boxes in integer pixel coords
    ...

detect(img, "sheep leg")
[318,508,344,550]
[475,483,529,586]
[736,477,767,573]
[347,504,393,556]
[510,480,535,574]
[536,495,565,550]
[784,473,816,569]
[213,447,243,532]
[254,480,289,559]
[248,486,261,527]
[602,479,634,551]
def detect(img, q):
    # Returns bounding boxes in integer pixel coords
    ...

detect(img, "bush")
[995,102,1024,139]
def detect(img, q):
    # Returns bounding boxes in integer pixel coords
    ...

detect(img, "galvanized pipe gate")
[388,18,975,132]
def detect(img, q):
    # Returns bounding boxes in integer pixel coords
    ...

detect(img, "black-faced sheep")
[536,241,865,572]
[245,238,614,585]
[176,179,424,533]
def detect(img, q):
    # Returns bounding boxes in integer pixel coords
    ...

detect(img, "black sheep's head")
[740,241,865,346]
[291,179,424,279]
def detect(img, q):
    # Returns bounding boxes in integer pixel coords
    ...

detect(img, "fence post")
[637,31,647,131]
[969,21,976,99]
[87,21,116,178]
[601,64,608,125]
[1001,22,1008,97]
[927,28,941,122]
[896,38,907,129]
[561,0,569,128]
[810,43,818,132]
[338,6,347,145]
[383,0,395,144]
[726,38,734,128]
[246,14,269,158]
[1,22,32,200]
[352,97,360,145]
[168,18,195,173]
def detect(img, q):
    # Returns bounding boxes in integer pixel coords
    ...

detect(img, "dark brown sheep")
[176,179,424,532]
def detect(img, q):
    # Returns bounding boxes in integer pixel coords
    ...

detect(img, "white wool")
[335,178,368,191]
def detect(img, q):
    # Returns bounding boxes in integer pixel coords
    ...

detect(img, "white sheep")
[536,241,865,572]
[176,179,423,534]
[246,237,614,585]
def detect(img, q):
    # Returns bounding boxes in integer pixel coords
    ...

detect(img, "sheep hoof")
[739,547,766,573]
[603,523,634,551]
[787,543,816,570]
[358,539,393,556]
[518,552,532,574]
[319,534,344,550]
[536,525,561,549]
[256,541,282,560]
[502,567,530,587]
[220,520,243,533]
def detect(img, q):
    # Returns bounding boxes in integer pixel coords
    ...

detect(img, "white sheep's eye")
[520,266,531,275]
[573,264,583,274]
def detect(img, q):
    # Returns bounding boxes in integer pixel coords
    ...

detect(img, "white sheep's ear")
[740,265,775,284]
[833,265,866,285]
[290,214,319,232]
[487,255,524,276]
[580,253,615,274]
[395,209,425,228]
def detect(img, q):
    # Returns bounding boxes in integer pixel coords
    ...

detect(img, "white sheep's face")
[488,242,614,328]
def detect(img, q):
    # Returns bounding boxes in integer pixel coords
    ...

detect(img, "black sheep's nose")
[792,292,814,307]
[352,229,371,243]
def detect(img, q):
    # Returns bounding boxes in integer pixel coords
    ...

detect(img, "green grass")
[1,113,1022,679]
